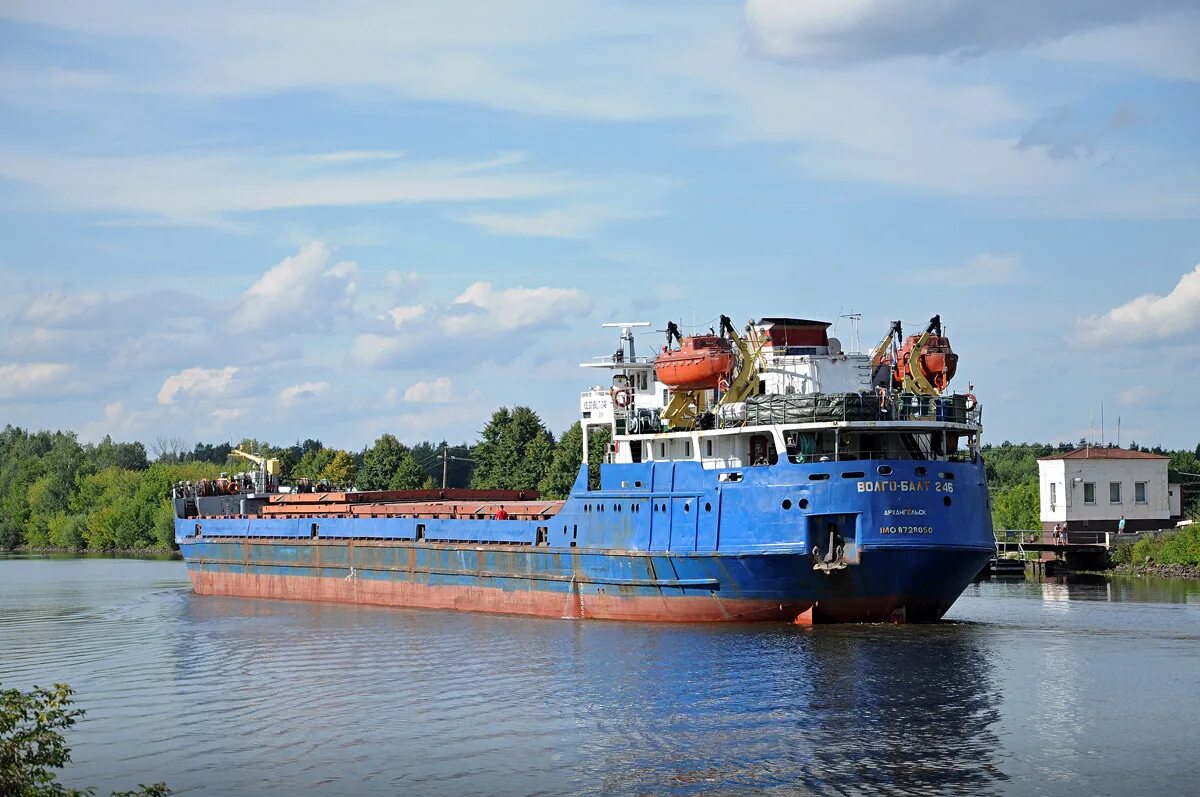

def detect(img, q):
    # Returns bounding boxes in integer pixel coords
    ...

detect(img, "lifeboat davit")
[655,335,734,391]
[889,333,958,391]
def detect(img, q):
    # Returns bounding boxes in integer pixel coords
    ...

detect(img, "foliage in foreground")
[0,682,167,797]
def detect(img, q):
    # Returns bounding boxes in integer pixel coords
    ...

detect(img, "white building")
[1037,448,1181,532]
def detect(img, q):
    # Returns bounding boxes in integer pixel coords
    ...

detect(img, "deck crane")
[231,449,281,494]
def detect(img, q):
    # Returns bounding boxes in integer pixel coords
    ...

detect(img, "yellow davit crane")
[659,315,766,430]
[713,315,765,409]
[231,449,282,475]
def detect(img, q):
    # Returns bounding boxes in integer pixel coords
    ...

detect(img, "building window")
[1083,482,1096,504]
[1050,482,1057,508]
[1135,481,1148,504]
[1109,482,1121,504]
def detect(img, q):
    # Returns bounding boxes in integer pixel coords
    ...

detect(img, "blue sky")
[1,0,1198,452]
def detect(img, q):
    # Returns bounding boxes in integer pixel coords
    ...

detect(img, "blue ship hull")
[176,458,995,623]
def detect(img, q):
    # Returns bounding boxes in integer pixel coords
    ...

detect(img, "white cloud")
[351,333,416,368]
[157,366,238,405]
[925,253,1021,286]
[743,0,1196,64]
[384,305,428,330]
[0,149,580,226]
[1118,385,1158,407]
[458,205,640,239]
[385,271,422,292]
[0,363,70,398]
[230,242,357,333]
[212,407,246,422]
[403,377,456,403]
[444,282,591,335]
[279,381,330,407]
[1077,264,1200,345]
[0,2,1195,221]
[23,290,106,326]
[1037,10,1200,82]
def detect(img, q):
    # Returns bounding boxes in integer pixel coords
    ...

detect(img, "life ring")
[610,387,631,408]
[964,392,977,411]
[227,481,240,495]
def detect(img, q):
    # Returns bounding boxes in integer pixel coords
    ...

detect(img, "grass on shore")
[1112,525,1200,568]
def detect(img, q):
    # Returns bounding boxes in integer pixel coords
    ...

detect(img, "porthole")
[944,496,952,507]
[705,502,712,512]
[842,471,865,479]
[798,498,809,509]
[782,499,792,510]
[877,465,893,476]
[939,472,955,480]
[915,466,928,476]
[684,503,691,513]
[808,473,830,481]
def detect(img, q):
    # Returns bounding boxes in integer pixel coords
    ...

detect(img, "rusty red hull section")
[189,568,811,622]
[186,568,948,623]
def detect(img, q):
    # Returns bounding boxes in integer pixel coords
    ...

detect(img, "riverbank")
[1112,562,1200,580]
[8,546,180,559]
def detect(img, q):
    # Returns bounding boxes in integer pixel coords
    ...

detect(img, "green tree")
[387,451,427,490]
[539,422,611,498]
[72,467,143,550]
[320,451,357,487]
[470,407,556,491]
[358,434,408,490]
[992,479,1040,531]
[292,449,335,482]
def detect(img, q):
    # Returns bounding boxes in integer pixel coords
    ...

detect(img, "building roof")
[1038,447,1169,461]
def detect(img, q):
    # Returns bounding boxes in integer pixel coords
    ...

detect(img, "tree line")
[3,417,1194,551]
[0,407,609,552]
[984,440,1200,531]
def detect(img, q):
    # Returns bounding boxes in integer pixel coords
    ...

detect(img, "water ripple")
[3,559,1200,795]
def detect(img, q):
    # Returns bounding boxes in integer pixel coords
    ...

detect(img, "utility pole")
[442,445,449,489]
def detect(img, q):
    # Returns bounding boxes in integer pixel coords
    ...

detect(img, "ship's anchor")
[812,527,848,574]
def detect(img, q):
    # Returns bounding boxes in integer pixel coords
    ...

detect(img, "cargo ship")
[174,314,994,623]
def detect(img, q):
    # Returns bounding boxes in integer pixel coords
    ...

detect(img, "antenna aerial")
[601,321,652,360]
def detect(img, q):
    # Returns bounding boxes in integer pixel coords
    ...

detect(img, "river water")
[2,556,1198,796]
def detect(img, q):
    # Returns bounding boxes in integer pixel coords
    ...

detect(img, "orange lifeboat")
[889,333,958,391]
[655,335,734,391]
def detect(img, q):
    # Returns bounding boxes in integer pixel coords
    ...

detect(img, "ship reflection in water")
[582,625,1005,795]
[5,558,1200,796]
[174,587,1007,795]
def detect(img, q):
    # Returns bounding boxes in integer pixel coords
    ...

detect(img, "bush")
[1120,527,1200,568]
[0,681,168,796]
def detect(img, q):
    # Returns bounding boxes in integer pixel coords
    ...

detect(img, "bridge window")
[706,439,713,457]
[1083,482,1096,504]
[684,440,692,458]
[660,443,666,458]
